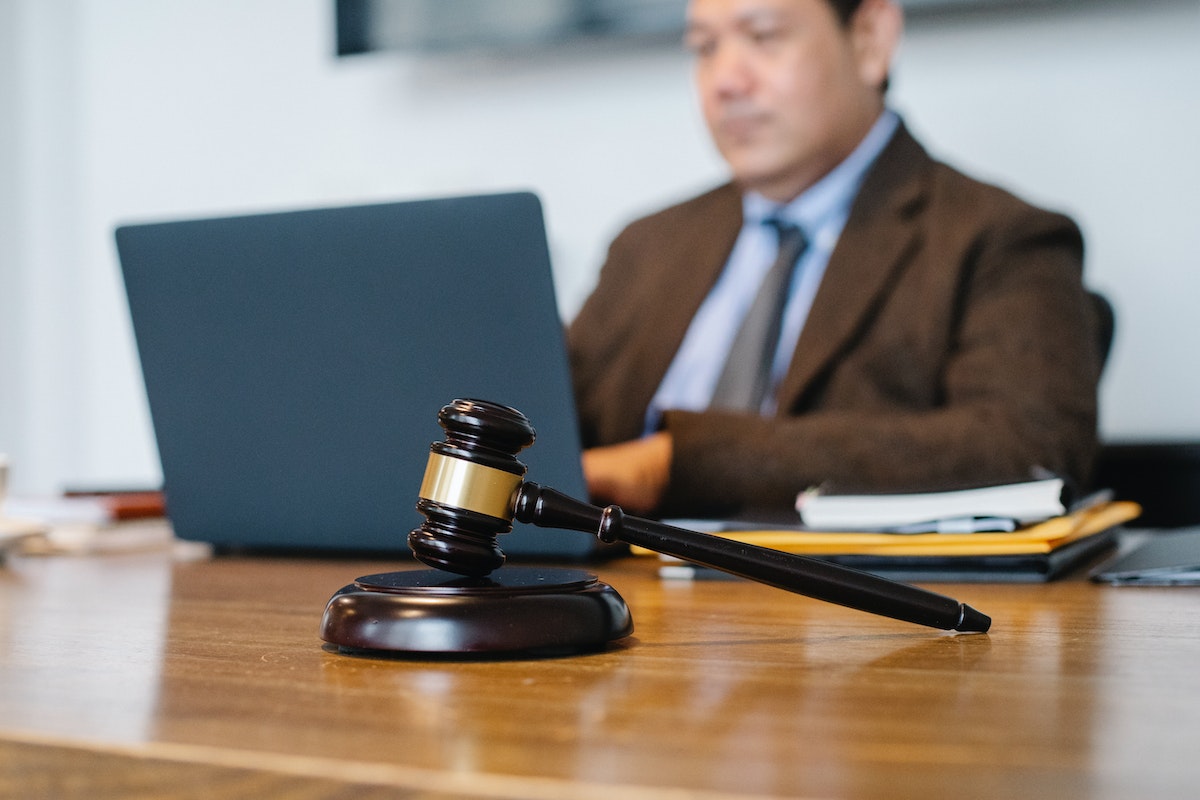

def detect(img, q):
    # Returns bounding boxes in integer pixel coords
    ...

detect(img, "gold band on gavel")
[417,451,523,521]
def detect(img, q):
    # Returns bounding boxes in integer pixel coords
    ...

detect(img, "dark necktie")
[709,220,808,413]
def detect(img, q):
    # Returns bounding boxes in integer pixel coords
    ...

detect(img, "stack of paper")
[794,478,1068,532]
[2,490,176,557]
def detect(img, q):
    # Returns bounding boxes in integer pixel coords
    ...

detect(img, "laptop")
[116,191,599,558]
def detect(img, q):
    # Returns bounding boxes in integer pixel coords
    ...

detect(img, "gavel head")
[408,398,535,577]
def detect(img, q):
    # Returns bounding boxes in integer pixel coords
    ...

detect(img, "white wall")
[0,2,19,463]
[892,0,1200,443]
[2,0,1197,494]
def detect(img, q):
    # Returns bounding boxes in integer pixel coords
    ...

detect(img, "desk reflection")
[3,552,1200,798]
[0,553,171,742]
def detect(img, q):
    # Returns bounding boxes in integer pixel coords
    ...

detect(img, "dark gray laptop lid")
[116,191,596,557]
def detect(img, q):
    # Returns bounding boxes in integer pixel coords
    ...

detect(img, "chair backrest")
[1089,290,1116,373]
[1095,443,1200,528]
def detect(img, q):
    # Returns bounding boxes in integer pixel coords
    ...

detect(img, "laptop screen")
[116,192,596,558]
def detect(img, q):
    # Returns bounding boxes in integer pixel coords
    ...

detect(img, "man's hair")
[827,0,865,25]
[826,0,889,92]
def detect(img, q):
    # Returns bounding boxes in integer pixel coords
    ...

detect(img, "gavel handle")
[513,482,990,633]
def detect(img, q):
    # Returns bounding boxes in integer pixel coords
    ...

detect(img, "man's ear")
[851,0,904,92]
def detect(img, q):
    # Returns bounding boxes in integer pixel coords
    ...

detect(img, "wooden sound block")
[320,567,633,657]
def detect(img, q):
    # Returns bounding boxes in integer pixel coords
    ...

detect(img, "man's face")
[685,0,890,202]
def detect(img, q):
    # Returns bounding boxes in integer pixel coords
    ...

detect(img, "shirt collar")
[742,109,900,233]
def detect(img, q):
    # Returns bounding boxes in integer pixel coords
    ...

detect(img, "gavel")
[407,398,990,634]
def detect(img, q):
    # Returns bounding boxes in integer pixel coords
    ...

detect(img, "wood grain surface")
[2,549,1198,798]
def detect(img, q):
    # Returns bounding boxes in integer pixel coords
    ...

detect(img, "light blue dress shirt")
[645,110,900,432]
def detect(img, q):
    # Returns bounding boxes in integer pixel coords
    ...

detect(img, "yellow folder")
[632,501,1140,558]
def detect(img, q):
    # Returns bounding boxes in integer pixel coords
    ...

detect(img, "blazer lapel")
[776,125,932,410]
[668,192,742,341]
[604,183,744,438]
[630,186,743,415]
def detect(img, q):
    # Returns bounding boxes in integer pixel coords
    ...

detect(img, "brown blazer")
[568,124,1101,517]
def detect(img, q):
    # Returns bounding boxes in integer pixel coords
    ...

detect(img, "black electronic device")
[117,192,594,558]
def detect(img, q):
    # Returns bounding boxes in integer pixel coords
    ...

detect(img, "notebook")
[116,191,599,558]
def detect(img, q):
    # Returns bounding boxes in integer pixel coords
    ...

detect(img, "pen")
[660,563,742,581]
[1069,488,1114,515]
[890,516,1017,534]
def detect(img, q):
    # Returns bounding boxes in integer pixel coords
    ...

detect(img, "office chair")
[1089,289,1115,374]
[1095,444,1200,528]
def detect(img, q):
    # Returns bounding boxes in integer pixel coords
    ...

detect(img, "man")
[568,0,1100,518]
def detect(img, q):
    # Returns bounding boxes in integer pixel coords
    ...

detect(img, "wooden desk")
[2,549,1199,798]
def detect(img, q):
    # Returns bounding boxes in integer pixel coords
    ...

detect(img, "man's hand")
[581,432,673,515]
